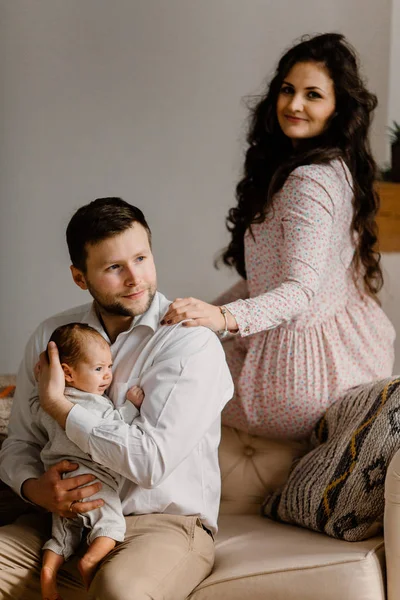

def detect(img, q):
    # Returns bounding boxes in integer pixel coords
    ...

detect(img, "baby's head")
[48,323,113,395]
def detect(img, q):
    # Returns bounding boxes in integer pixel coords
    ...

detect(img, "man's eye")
[95,367,102,372]
[136,256,145,263]
[107,264,120,271]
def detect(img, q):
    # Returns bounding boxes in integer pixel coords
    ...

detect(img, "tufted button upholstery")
[218,426,309,515]
[243,446,255,457]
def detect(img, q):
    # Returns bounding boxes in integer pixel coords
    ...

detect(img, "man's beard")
[87,283,156,318]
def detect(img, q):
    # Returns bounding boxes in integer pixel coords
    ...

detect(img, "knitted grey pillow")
[263,377,400,541]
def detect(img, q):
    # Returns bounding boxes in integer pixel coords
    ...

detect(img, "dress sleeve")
[224,167,338,337]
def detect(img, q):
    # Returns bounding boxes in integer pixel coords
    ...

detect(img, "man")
[0,197,233,600]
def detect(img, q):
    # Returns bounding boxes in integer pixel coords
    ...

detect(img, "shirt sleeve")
[66,327,234,488]
[117,401,139,423]
[225,167,337,337]
[0,327,48,496]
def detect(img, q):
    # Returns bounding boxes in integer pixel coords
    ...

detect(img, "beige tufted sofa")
[187,424,400,600]
[1,375,400,599]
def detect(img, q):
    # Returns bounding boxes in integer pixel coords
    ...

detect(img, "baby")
[31,322,144,600]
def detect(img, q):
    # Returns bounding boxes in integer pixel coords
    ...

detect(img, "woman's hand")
[161,297,238,333]
[22,461,104,518]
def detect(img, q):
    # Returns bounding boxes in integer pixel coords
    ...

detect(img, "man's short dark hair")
[66,197,151,272]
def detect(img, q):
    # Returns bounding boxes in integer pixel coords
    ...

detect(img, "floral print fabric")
[217,160,395,440]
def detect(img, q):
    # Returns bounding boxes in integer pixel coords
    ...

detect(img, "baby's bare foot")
[41,565,63,600]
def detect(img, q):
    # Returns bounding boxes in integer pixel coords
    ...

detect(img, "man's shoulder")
[155,321,223,361]
[153,292,221,351]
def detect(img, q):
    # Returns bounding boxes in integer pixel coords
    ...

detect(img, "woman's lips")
[285,115,307,123]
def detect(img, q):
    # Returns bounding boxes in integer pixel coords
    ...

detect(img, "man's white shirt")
[0,292,234,533]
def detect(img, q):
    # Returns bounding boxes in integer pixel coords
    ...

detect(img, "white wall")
[388,0,400,132]
[0,0,395,373]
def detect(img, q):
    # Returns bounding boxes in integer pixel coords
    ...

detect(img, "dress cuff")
[65,404,103,455]
[224,300,252,337]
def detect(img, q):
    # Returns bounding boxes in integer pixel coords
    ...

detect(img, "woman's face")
[276,61,336,145]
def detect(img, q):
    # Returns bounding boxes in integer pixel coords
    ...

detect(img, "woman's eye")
[280,86,293,95]
[308,91,322,99]
[95,367,102,372]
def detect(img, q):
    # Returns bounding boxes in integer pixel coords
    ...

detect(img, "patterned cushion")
[0,375,16,441]
[263,377,400,541]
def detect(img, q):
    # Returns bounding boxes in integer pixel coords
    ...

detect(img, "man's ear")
[62,363,74,383]
[70,265,88,291]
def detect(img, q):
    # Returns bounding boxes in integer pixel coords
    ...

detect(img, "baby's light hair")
[48,323,109,367]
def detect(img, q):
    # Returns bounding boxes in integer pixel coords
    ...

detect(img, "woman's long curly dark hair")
[221,32,382,297]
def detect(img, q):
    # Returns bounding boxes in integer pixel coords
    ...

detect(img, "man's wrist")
[41,394,73,430]
[21,478,39,504]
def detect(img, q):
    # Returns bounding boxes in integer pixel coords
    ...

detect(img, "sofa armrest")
[384,448,400,600]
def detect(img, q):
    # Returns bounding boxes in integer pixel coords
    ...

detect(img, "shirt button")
[244,446,255,457]
[244,326,250,334]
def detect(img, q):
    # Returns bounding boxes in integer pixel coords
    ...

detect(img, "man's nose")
[125,266,140,286]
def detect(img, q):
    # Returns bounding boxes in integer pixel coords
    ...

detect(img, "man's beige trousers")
[0,511,214,599]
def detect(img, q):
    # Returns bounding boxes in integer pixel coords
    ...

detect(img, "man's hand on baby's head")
[126,385,145,409]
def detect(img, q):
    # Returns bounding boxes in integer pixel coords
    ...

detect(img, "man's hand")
[22,460,104,518]
[38,341,73,429]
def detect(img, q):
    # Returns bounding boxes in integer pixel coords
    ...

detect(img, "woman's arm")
[162,166,338,336]
[223,168,337,336]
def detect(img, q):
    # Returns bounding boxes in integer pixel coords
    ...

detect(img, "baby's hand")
[126,385,145,409]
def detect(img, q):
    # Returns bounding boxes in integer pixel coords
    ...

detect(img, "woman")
[162,33,395,440]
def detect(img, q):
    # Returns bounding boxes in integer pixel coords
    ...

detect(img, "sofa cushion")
[263,377,400,541]
[218,426,308,515]
[0,375,16,440]
[189,515,385,600]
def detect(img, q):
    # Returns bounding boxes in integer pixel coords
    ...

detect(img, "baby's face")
[67,341,113,395]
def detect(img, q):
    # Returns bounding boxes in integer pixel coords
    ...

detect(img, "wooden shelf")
[376,182,400,253]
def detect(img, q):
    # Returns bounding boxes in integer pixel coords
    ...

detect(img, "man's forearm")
[42,394,73,430]
[21,478,40,504]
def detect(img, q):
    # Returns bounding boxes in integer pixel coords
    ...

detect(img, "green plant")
[388,121,400,145]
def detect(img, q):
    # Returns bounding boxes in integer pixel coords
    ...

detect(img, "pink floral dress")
[216,160,395,440]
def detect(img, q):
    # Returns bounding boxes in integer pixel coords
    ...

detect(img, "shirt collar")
[81,291,170,339]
